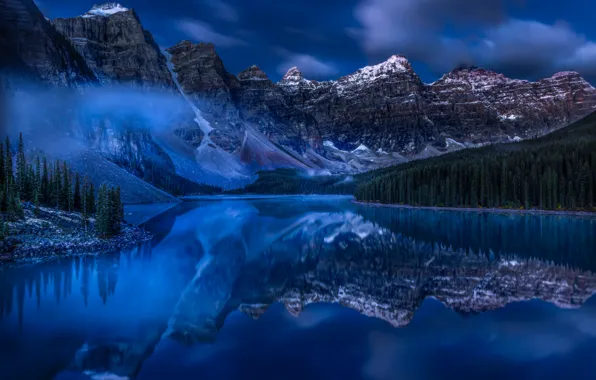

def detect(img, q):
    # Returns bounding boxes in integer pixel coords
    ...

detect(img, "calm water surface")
[1,196,596,380]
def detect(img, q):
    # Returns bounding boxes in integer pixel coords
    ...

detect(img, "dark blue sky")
[37,0,596,84]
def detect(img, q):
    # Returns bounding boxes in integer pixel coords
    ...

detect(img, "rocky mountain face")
[4,1,596,190]
[279,58,596,155]
[0,1,195,201]
[47,3,210,195]
[52,3,176,90]
[166,43,596,177]
[0,0,95,86]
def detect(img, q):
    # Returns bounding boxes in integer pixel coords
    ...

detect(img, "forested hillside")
[355,112,596,211]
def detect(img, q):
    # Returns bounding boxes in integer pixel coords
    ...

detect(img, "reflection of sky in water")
[0,195,595,380]
[139,299,596,380]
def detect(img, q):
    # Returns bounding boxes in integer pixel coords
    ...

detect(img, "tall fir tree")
[86,181,95,215]
[73,173,82,212]
[16,132,26,197]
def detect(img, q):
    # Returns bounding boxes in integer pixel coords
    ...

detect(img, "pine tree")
[41,157,48,205]
[0,142,4,191]
[81,179,89,233]
[96,184,109,238]
[0,221,7,241]
[53,161,61,208]
[73,173,82,212]
[86,181,95,215]
[33,188,40,216]
[16,133,26,197]
[60,162,70,211]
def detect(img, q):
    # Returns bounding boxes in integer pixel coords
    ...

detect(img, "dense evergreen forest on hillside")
[1,134,124,239]
[355,112,596,211]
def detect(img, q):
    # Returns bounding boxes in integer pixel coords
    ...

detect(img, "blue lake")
[1,196,596,380]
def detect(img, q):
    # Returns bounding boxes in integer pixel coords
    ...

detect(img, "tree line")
[355,114,596,211]
[1,133,124,239]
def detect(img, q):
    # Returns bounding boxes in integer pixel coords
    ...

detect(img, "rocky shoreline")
[353,201,596,218]
[0,205,152,266]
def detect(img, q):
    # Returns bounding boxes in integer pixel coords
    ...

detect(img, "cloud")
[479,19,596,79]
[204,0,239,23]
[276,49,338,78]
[177,19,246,47]
[350,0,509,71]
[350,0,596,80]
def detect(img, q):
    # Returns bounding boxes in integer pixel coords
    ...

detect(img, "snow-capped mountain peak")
[333,55,414,94]
[238,65,270,82]
[82,3,129,18]
[278,67,320,91]
[281,67,305,82]
[343,55,411,81]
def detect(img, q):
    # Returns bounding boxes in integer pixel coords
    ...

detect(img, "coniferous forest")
[355,112,596,211]
[1,133,124,239]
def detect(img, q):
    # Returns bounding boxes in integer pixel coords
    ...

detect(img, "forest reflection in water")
[1,196,596,380]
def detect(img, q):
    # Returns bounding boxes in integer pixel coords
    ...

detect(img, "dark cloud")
[350,0,512,71]
[40,0,596,83]
[479,19,596,80]
[350,0,596,81]
[177,19,247,47]
[275,48,339,79]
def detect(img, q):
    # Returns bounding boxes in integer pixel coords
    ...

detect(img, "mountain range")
[2,1,596,198]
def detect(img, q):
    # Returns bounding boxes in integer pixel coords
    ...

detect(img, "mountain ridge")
[4,0,596,193]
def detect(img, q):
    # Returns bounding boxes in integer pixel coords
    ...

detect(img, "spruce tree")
[86,181,95,215]
[33,188,40,216]
[0,142,4,190]
[60,162,70,211]
[53,161,61,208]
[73,173,82,212]
[16,133,26,197]
[41,157,49,205]
[81,179,89,232]
[96,184,108,238]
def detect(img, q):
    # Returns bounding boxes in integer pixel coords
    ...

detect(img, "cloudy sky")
[38,0,596,83]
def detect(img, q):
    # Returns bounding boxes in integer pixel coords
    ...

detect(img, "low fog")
[1,80,196,154]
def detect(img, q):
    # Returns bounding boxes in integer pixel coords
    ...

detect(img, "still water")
[1,196,596,380]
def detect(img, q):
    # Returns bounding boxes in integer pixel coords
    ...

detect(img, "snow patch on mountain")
[445,138,466,149]
[82,3,129,18]
[499,114,522,121]
[351,144,371,154]
[336,55,411,92]
[278,67,322,92]
[161,51,252,188]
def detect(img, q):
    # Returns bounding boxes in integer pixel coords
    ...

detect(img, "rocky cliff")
[165,42,596,176]
[5,1,596,190]
[0,1,191,201]
[0,0,95,86]
[278,58,596,155]
[52,3,176,90]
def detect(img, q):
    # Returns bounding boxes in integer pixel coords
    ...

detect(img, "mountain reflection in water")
[1,196,596,380]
